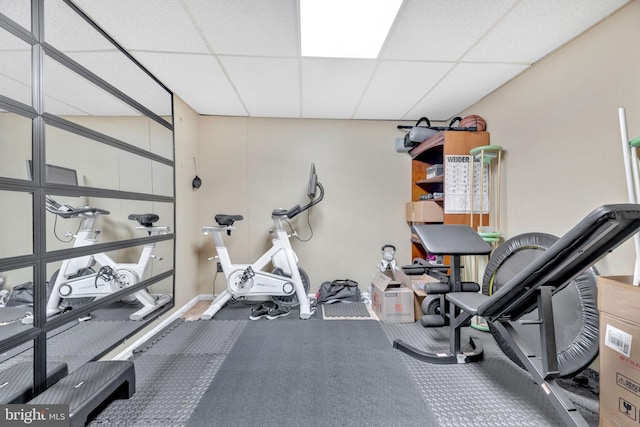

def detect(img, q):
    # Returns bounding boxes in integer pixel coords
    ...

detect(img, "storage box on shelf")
[405,200,444,223]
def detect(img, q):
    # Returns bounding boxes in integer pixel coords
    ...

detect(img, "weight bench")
[394,204,640,427]
[409,225,492,290]
[28,360,135,427]
[0,361,68,403]
[408,225,492,328]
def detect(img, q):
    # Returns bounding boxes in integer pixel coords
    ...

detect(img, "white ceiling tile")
[406,62,528,120]
[464,0,631,63]
[183,0,298,57]
[65,51,172,117]
[0,22,31,50]
[301,58,376,119]
[0,32,31,105]
[73,0,209,53]
[44,56,142,116]
[131,52,247,116]
[220,56,300,118]
[44,0,115,51]
[380,0,519,61]
[43,97,88,116]
[0,0,31,30]
[354,60,454,120]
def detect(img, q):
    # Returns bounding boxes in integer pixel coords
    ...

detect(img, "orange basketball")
[460,115,486,131]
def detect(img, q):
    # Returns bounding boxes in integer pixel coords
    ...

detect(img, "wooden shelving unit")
[407,130,490,259]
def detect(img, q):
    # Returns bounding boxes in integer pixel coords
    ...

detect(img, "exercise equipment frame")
[394,204,640,427]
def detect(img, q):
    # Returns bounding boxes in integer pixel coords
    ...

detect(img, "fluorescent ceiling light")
[300,0,402,59]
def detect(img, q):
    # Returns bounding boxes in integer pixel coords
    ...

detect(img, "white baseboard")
[111,294,212,360]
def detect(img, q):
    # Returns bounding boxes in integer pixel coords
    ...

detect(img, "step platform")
[28,360,135,427]
[0,361,68,403]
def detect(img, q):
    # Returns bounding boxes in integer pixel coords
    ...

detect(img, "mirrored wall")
[0,0,175,392]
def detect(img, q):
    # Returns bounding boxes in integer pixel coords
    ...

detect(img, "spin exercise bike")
[43,196,172,321]
[201,164,324,320]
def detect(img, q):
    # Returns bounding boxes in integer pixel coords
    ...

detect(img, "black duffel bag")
[317,279,361,304]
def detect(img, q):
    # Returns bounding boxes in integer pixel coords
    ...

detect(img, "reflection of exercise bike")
[43,197,172,321]
[201,164,324,320]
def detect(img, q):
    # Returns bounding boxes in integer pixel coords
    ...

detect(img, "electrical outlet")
[216,262,223,273]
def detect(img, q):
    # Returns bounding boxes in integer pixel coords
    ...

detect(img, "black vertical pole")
[32,0,47,396]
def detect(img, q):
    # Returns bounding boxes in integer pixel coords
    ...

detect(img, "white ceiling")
[65,0,630,121]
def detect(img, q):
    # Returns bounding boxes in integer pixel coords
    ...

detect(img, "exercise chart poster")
[444,155,488,214]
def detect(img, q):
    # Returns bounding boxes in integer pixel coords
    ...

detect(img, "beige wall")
[461,0,640,276]
[196,116,410,294]
[105,0,640,330]
[173,96,202,307]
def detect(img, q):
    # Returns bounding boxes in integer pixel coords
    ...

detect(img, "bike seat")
[215,214,243,226]
[128,213,159,227]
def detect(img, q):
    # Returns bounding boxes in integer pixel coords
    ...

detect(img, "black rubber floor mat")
[380,322,599,427]
[185,320,436,427]
[323,302,370,318]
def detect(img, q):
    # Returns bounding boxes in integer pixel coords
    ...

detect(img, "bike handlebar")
[45,196,110,218]
[272,181,325,219]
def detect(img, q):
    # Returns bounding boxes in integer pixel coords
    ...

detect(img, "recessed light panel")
[300,0,402,59]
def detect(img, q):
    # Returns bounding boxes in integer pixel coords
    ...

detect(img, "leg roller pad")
[424,281,480,294]
[0,361,68,404]
[29,361,135,427]
[420,314,446,327]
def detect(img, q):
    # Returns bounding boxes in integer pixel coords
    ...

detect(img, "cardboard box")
[392,268,439,321]
[598,276,640,427]
[405,201,444,223]
[412,288,428,321]
[371,271,414,323]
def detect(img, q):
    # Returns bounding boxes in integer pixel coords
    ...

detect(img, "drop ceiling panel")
[184,0,299,57]
[44,56,142,116]
[220,56,300,118]
[0,58,31,106]
[132,52,247,116]
[65,51,172,117]
[44,0,116,51]
[0,32,31,106]
[380,0,519,61]
[406,62,528,120]
[43,97,87,116]
[25,0,632,120]
[301,58,376,119]
[0,0,31,30]
[354,60,455,120]
[463,0,630,63]
[73,0,209,53]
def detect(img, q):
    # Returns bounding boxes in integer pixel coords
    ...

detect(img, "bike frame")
[201,214,312,320]
[47,211,171,321]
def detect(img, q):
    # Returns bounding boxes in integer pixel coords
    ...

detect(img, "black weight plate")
[421,295,441,315]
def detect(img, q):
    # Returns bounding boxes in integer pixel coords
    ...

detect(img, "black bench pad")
[29,361,135,427]
[446,292,489,315]
[412,224,492,255]
[0,361,68,404]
